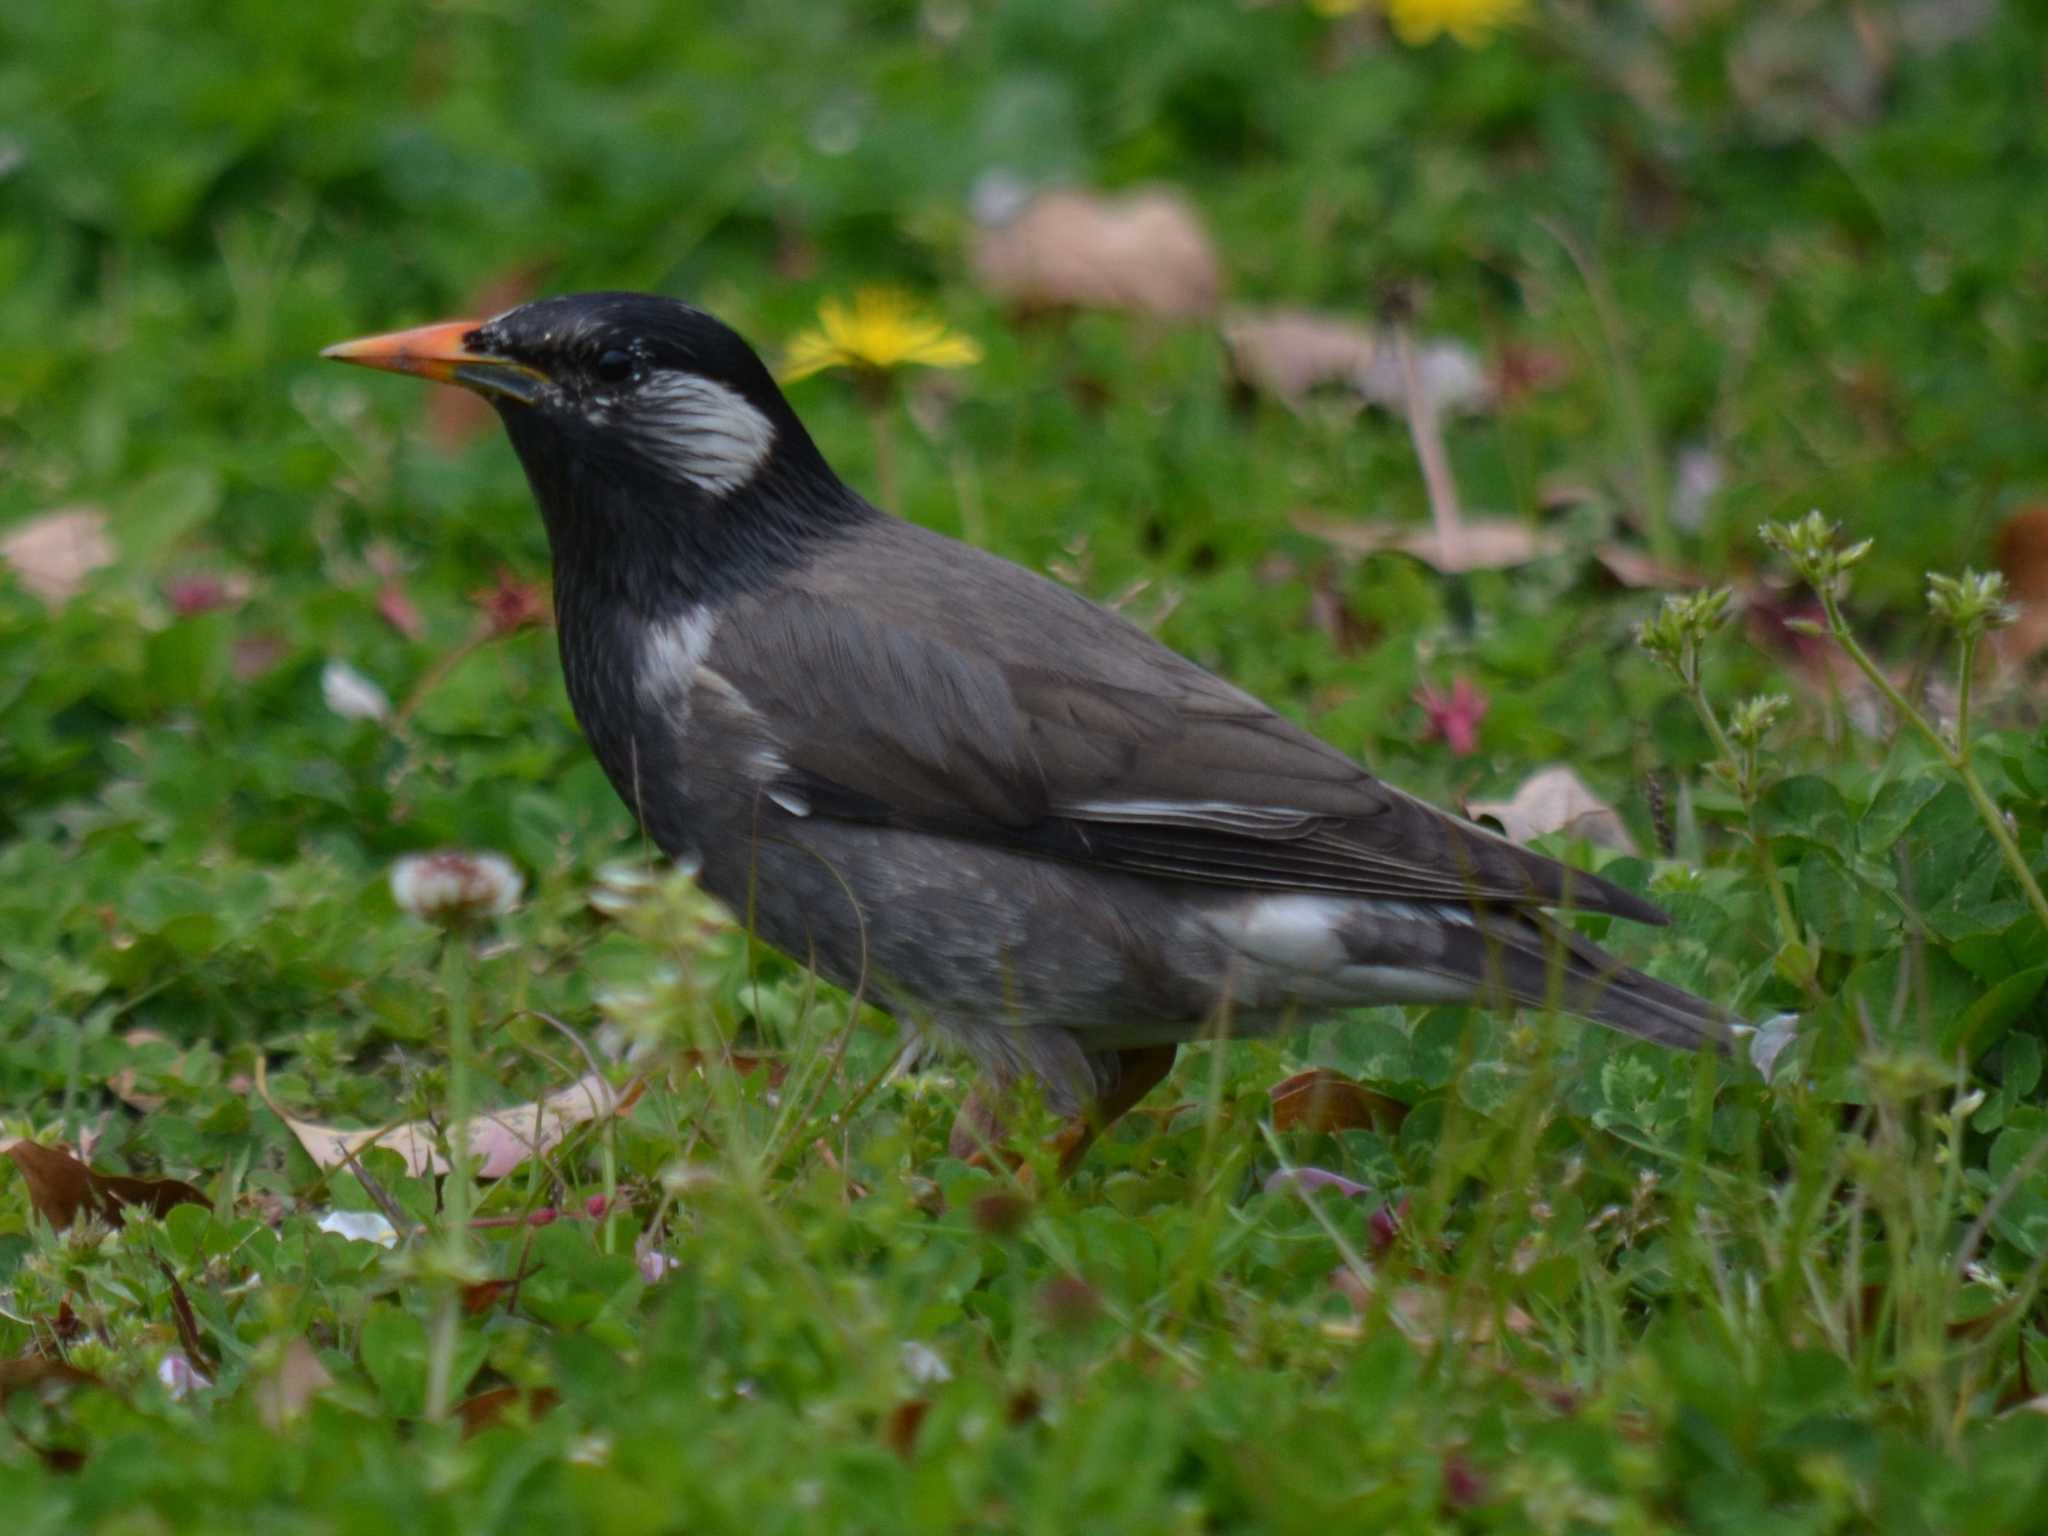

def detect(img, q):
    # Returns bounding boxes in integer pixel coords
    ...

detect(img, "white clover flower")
[900,1340,952,1386]
[389,850,524,926]
[321,660,391,722]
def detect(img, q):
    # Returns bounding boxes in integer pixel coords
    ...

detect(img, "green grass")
[5,1,2048,1529]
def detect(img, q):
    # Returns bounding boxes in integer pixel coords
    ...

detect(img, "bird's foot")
[947,1045,1178,1183]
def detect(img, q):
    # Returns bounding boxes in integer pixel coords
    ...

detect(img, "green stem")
[1679,663,1810,990]
[1817,590,2048,933]
[425,938,477,1423]
[1953,630,1978,759]
[1539,219,1676,567]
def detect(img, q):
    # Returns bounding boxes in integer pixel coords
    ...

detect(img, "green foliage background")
[4,1,2048,1530]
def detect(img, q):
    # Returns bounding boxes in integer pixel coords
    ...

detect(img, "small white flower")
[157,1352,208,1399]
[1743,1013,1802,1079]
[900,1340,951,1386]
[321,660,391,722]
[389,850,523,926]
[316,1208,400,1247]
[635,1231,678,1284]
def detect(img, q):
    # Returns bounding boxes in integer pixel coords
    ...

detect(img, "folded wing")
[707,587,1666,926]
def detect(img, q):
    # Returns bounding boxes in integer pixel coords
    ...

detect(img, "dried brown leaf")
[1294,511,1561,573]
[457,1383,561,1438]
[1992,503,2048,669]
[3,1141,206,1229]
[154,1258,211,1368]
[1591,543,1705,591]
[1270,1069,1408,1135]
[1,508,116,606]
[258,1062,643,1179]
[1467,767,1637,854]
[1222,307,1376,405]
[969,188,1223,322]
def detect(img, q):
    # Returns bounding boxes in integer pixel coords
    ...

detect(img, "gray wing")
[705,524,1666,925]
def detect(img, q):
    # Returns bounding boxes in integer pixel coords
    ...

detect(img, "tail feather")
[1436,908,1733,1053]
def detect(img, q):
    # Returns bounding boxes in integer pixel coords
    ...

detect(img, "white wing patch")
[636,606,717,708]
[626,371,777,495]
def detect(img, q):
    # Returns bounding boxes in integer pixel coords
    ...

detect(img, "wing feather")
[705,542,1666,927]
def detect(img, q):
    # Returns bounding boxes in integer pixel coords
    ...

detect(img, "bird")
[324,291,1736,1172]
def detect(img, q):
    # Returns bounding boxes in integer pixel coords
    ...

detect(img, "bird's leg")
[949,1045,1179,1180]
[1048,1044,1179,1178]
[948,1079,1015,1165]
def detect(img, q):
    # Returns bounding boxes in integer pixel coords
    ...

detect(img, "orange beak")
[321,319,548,404]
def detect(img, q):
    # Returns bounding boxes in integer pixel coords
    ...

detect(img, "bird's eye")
[595,349,635,385]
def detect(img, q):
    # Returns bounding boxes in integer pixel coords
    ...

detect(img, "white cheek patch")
[626,371,777,495]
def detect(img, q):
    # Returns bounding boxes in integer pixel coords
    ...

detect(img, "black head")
[325,292,867,608]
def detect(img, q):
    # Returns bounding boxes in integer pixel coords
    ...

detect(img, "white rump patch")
[627,371,776,494]
[1212,895,1354,971]
[636,606,717,707]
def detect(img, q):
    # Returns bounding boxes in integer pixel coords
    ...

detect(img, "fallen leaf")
[1222,307,1376,405]
[1294,511,1562,573]
[1592,543,1704,590]
[457,1384,561,1438]
[3,1141,207,1229]
[1,508,116,606]
[1489,340,1572,408]
[1467,766,1637,854]
[1991,503,2048,669]
[1270,1069,1409,1135]
[461,1278,516,1315]
[258,1061,644,1179]
[969,187,1223,322]
[252,1337,333,1431]
[1729,9,1887,144]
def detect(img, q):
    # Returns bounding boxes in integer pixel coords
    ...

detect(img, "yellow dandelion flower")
[780,289,983,383]
[1382,0,1527,46]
